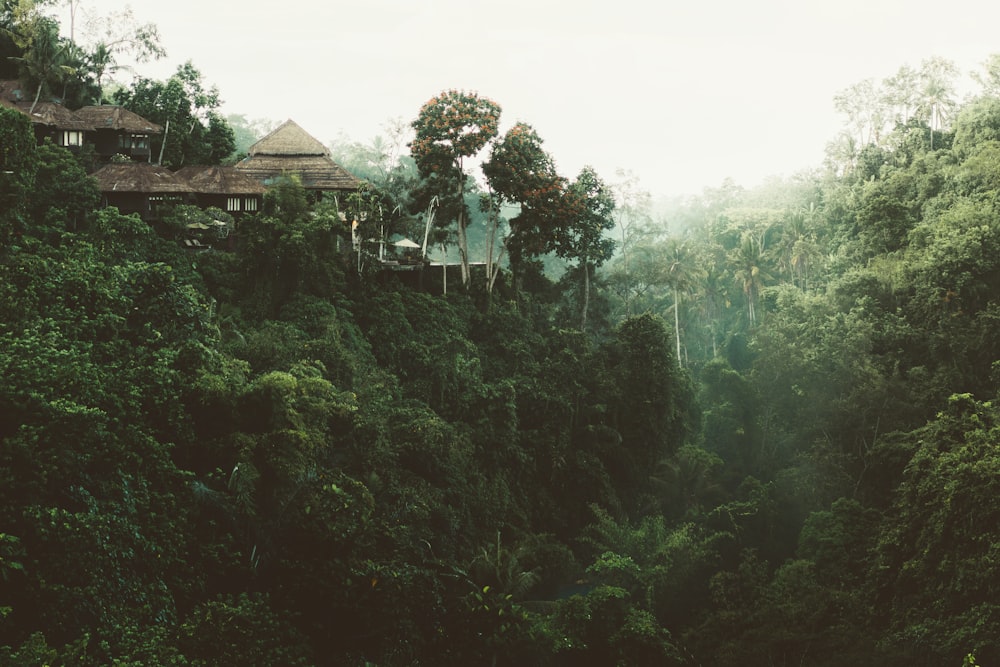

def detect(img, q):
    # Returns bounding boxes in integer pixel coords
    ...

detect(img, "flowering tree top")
[410,90,502,173]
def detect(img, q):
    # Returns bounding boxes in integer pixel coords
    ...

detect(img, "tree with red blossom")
[410,90,501,289]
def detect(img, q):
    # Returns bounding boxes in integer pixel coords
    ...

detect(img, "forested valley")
[5,4,1000,665]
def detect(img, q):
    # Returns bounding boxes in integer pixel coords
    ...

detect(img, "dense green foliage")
[0,105,36,246]
[2,1,235,164]
[113,62,235,167]
[4,25,1000,664]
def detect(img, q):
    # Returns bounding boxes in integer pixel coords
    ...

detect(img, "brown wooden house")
[91,162,189,220]
[73,105,163,162]
[233,119,359,197]
[174,165,265,217]
[0,80,162,163]
[0,80,94,151]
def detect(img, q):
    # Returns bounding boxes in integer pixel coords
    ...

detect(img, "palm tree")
[833,78,889,147]
[883,63,921,127]
[87,42,121,104]
[693,256,729,359]
[611,169,653,318]
[823,131,857,177]
[648,444,724,519]
[10,18,75,113]
[778,207,822,290]
[467,532,540,600]
[662,238,705,365]
[917,57,959,148]
[732,231,772,326]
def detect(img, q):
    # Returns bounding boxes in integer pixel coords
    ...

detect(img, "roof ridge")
[247,118,330,157]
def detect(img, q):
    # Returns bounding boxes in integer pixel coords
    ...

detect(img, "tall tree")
[114,62,234,166]
[823,131,860,178]
[330,117,417,213]
[482,121,565,293]
[76,5,165,103]
[693,251,729,359]
[0,0,27,78]
[972,53,1000,99]
[8,15,73,113]
[833,79,890,148]
[610,168,653,318]
[882,63,921,127]
[661,237,705,365]
[731,230,771,326]
[410,89,501,289]
[777,206,822,290]
[553,166,616,331]
[916,56,959,147]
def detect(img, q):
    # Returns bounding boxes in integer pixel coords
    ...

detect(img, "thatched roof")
[248,119,330,156]
[235,119,359,190]
[22,101,94,130]
[74,105,163,134]
[91,163,188,193]
[0,80,89,130]
[175,165,266,195]
[0,82,161,133]
[234,154,360,191]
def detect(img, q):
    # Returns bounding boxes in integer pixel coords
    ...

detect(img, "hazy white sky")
[60,0,1000,198]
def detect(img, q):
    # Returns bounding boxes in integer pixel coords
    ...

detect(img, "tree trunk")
[484,199,506,298]
[456,177,470,289]
[456,213,469,288]
[620,221,631,317]
[581,263,590,332]
[68,0,79,43]
[29,82,43,115]
[485,198,496,294]
[441,245,448,296]
[420,198,437,259]
[487,246,505,296]
[158,119,170,165]
[673,287,682,365]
